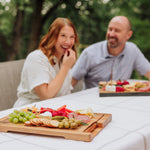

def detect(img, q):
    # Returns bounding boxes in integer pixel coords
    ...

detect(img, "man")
[72,16,150,89]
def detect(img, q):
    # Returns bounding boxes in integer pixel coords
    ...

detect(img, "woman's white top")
[13,50,73,107]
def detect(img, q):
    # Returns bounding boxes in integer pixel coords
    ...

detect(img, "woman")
[13,18,79,107]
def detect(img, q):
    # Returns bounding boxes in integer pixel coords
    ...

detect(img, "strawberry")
[116,86,124,92]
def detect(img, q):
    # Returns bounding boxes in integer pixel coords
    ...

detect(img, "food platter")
[99,80,150,97]
[0,113,112,142]
[99,89,150,97]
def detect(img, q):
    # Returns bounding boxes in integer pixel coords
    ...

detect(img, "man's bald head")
[109,16,132,31]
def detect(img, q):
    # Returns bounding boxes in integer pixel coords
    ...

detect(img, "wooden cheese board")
[0,113,112,142]
[99,79,150,97]
[99,89,150,97]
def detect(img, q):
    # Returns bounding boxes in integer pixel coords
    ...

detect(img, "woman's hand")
[62,49,76,69]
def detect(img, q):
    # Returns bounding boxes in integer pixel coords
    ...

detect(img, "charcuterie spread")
[8,105,94,129]
[0,105,112,141]
[99,80,150,97]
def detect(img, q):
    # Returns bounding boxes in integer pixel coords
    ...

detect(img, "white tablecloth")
[0,87,150,150]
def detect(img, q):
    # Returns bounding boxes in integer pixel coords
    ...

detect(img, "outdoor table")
[0,87,150,150]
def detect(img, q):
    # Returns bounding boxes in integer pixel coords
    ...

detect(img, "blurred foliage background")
[0,0,150,79]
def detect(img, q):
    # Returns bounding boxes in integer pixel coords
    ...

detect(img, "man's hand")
[144,70,150,80]
[71,77,78,87]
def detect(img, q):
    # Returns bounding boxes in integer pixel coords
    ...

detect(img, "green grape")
[28,111,32,116]
[19,116,23,122]
[32,113,36,118]
[19,111,24,116]
[13,109,19,114]
[25,114,30,120]
[9,113,14,117]
[11,113,17,118]
[16,114,20,119]
[23,118,27,123]
[13,118,19,123]
[23,111,27,116]
[28,115,34,120]
[9,110,37,123]
[8,116,13,122]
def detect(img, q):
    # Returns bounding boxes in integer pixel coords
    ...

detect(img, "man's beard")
[107,37,119,48]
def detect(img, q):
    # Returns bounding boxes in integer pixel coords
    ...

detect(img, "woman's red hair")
[39,18,79,65]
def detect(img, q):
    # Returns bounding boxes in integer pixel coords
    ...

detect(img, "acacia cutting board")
[0,113,112,142]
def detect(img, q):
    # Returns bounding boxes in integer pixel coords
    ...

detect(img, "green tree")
[0,0,150,64]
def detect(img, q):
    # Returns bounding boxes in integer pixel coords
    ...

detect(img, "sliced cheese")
[105,85,116,92]
[39,111,52,119]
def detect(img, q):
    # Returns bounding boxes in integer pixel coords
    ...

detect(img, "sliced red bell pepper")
[56,105,67,111]
[40,107,54,114]
[40,105,73,118]
[57,105,74,113]
[65,108,74,113]
[51,110,68,118]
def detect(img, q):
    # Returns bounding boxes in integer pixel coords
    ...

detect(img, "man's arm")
[144,70,150,80]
